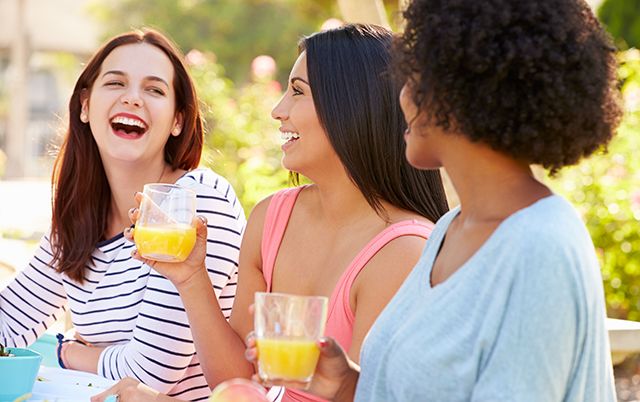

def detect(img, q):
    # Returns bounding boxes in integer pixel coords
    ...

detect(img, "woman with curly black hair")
[253,0,623,401]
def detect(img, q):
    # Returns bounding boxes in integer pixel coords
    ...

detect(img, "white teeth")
[280,131,300,141]
[112,116,146,129]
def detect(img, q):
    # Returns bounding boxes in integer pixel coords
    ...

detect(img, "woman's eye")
[148,87,165,96]
[105,81,124,87]
[292,87,303,96]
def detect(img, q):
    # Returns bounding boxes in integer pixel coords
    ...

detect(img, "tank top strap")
[261,186,306,292]
[328,219,434,338]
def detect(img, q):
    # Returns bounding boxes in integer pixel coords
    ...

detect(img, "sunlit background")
[1,0,639,398]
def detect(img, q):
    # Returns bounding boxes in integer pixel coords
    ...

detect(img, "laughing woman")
[0,29,245,401]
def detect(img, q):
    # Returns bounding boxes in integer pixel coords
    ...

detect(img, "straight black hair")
[299,23,449,223]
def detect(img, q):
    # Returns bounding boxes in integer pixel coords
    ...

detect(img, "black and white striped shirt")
[0,168,246,401]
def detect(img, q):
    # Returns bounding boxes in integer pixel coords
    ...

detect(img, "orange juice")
[256,338,320,382]
[134,223,196,262]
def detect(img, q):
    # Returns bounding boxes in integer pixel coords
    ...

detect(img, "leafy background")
[0,0,638,321]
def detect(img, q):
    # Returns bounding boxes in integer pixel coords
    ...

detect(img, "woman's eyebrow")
[101,70,169,87]
[146,76,170,87]
[102,70,126,79]
[291,77,309,86]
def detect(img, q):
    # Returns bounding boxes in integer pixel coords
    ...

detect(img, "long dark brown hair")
[51,28,204,282]
[300,24,449,223]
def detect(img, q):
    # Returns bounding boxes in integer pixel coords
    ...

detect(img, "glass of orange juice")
[134,183,197,262]
[254,292,328,387]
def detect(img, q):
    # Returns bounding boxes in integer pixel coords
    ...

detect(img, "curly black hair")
[396,0,622,172]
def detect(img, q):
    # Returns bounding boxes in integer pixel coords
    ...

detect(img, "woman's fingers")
[317,337,343,358]
[127,206,140,225]
[123,226,134,241]
[90,379,125,402]
[244,330,256,345]
[195,215,208,241]
[245,342,258,363]
[90,378,146,402]
[244,331,258,362]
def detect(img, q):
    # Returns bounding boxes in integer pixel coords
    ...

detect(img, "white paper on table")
[28,366,116,402]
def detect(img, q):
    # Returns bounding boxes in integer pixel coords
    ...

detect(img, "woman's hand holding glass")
[245,318,359,401]
[124,191,209,288]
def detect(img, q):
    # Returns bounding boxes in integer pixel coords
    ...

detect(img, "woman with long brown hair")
[0,28,245,400]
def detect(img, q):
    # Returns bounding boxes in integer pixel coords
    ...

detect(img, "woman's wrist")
[332,361,360,402]
[57,333,89,369]
[175,266,209,293]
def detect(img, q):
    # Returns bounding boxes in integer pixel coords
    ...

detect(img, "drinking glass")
[254,292,328,387]
[134,183,197,262]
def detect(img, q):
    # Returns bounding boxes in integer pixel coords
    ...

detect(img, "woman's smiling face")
[83,42,182,166]
[270,52,341,177]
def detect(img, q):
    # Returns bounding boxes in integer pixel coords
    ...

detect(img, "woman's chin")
[280,156,301,173]
[405,152,439,171]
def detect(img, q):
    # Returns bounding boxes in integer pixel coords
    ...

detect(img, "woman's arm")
[84,181,245,393]
[125,194,273,388]
[181,195,272,385]
[0,233,68,347]
[347,235,425,362]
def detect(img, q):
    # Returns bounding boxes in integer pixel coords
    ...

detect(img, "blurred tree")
[598,0,640,49]
[90,0,403,85]
[186,51,289,213]
[89,0,336,83]
[549,49,640,320]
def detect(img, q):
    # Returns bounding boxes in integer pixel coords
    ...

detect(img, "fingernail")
[129,207,137,215]
[318,338,329,348]
[198,215,207,224]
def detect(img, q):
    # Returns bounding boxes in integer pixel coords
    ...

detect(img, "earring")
[172,126,181,136]
[80,112,88,123]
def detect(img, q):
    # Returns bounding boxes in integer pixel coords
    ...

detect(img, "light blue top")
[356,195,615,402]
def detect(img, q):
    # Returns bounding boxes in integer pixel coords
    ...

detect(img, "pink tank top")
[261,187,433,402]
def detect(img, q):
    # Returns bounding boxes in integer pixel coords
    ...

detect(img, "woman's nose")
[271,95,289,121]
[121,90,143,107]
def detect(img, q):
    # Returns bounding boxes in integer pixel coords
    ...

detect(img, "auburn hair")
[51,28,204,282]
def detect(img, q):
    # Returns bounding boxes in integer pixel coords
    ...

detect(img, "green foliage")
[188,53,289,214]
[598,0,640,49]
[549,49,640,320]
[89,0,335,83]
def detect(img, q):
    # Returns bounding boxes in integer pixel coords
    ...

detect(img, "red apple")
[209,378,269,402]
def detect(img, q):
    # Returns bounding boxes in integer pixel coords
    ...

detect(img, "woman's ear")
[171,113,183,136]
[79,89,89,123]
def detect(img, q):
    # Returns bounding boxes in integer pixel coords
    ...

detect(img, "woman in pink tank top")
[94,24,449,402]
[227,24,448,402]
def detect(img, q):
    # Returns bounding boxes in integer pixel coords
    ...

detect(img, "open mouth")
[110,116,148,139]
[281,131,300,144]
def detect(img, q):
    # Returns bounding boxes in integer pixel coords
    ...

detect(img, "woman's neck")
[442,137,551,224]
[102,159,171,239]
[308,170,383,230]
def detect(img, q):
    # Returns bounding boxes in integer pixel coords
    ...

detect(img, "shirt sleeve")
[0,232,68,347]
[97,172,246,392]
[470,240,592,402]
